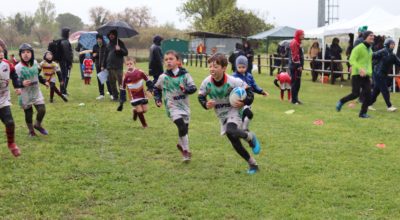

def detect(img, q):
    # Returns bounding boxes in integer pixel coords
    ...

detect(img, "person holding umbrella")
[103,30,128,101]
[98,21,138,101]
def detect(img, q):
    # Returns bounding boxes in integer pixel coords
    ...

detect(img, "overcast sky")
[1,0,399,30]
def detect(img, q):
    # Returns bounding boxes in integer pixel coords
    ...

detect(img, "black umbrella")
[97,21,139,38]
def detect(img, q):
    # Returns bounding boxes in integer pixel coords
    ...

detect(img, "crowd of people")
[1,24,399,174]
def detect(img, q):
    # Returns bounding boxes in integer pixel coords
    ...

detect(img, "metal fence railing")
[182,53,400,91]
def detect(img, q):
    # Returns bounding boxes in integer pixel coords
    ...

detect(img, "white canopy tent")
[305,8,400,89]
[369,15,400,40]
[305,7,396,38]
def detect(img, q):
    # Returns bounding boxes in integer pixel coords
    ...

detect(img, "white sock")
[242,117,250,131]
[248,157,257,165]
[246,132,253,142]
[178,137,183,147]
[179,135,189,151]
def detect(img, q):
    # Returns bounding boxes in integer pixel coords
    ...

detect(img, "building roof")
[247,26,297,40]
[187,31,242,39]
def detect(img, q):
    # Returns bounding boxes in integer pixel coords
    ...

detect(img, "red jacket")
[290,30,304,64]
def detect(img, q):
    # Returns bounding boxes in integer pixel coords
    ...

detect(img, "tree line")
[0,0,272,50]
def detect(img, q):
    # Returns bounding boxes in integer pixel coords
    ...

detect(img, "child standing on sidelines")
[154,50,197,161]
[15,43,50,136]
[0,47,21,157]
[39,51,68,103]
[118,57,153,128]
[198,53,261,174]
[232,55,268,131]
[82,53,94,85]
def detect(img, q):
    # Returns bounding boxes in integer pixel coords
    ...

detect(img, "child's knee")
[37,105,46,114]
[226,123,239,138]
[243,108,253,120]
[4,118,15,128]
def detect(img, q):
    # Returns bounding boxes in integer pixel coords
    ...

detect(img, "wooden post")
[269,55,273,76]
[330,58,335,84]
[205,54,208,67]
[311,59,315,82]
[195,54,198,67]
[190,53,193,66]
[258,54,261,74]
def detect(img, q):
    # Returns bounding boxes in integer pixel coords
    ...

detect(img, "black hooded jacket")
[373,47,400,76]
[92,37,107,71]
[103,31,128,70]
[149,36,164,76]
[60,28,73,65]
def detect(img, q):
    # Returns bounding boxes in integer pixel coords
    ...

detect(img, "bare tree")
[32,26,53,46]
[35,0,56,26]
[110,6,155,29]
[89,7,110,29]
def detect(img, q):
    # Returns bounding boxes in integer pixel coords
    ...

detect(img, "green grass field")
[1,63,400,219]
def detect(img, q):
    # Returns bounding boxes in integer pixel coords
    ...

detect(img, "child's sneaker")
[8,143,21,157]
[62,94,68,102]
[359,113,370,119]
[247,164,259,175]
[28,130,37,137]
[34,125,49,135]
[249,132,261,155]
[182,150,191,162]
[336,101,343,112]
[177,144,191,162]
[96,95,104,100]
[368,105,376,111]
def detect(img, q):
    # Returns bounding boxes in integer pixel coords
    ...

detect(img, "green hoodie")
[349,43,373,76]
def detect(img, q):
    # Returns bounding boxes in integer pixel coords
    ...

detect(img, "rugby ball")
[229,87,247,106]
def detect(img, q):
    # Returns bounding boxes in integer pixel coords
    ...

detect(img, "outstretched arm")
[274,79,280,88]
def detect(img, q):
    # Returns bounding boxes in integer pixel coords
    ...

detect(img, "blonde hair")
[125,56,136,63]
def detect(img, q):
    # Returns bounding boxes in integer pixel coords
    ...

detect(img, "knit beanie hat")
[362,31,373,40]
[236,55,248,68]
[358,26,368,33]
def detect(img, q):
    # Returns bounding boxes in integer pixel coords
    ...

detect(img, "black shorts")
[131,99,148,107]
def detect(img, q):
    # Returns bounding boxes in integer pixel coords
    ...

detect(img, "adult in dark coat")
[330,37,343,79]
[243,41,254,73]
[149,35,164,84]
[59,27,73,95]
[103,29,128,101]
[75,42,86,80]
[228,43,245,72]
[369,38,400,112]
[288,30,305,105]
[92,34,112,99]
